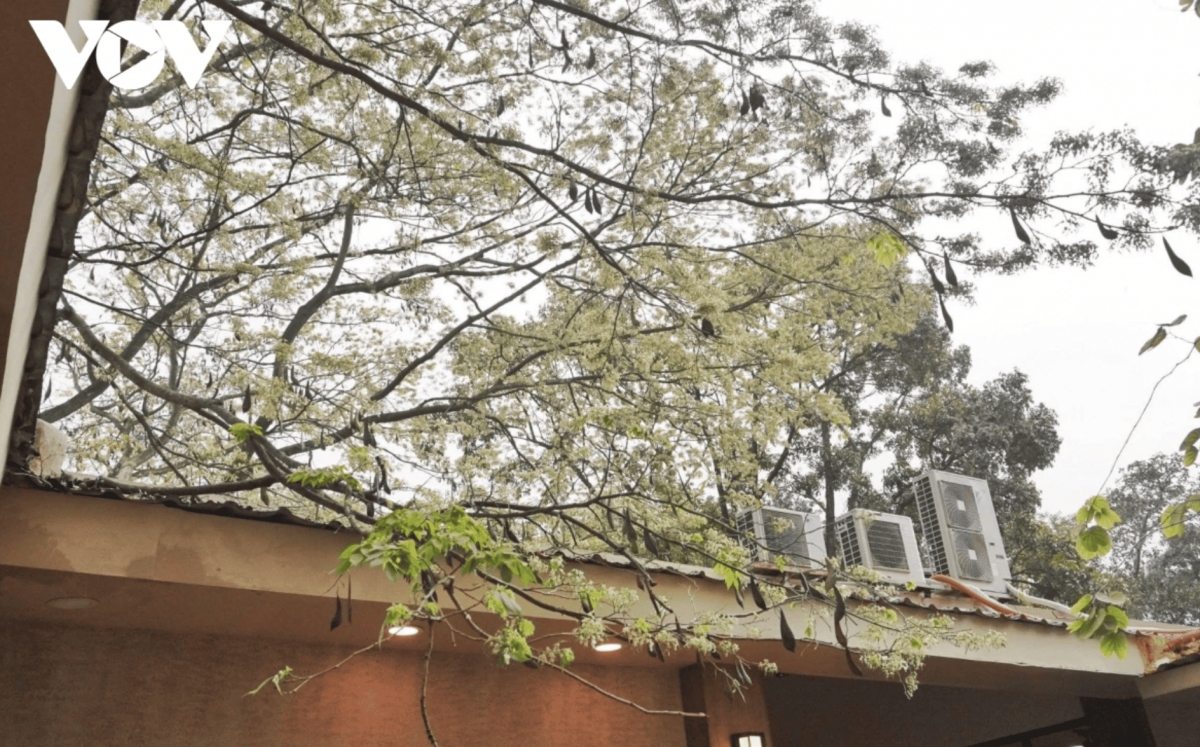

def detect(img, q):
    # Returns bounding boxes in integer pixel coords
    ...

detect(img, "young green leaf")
[1076,525,1113,559]
[1068,593,1093,616]
[1139,327,1167,355]
[1099,631,1128,659]
[230,423,264,443]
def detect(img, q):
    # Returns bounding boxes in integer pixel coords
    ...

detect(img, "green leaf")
[1139,327,1167,355]
[1185,446,1198,467]
[230,422,264,443]
[1099,631,1128,659]
[1161,501,1196,539]
[384,604,412,627]
[1076,525,1112,560]
[1105,605,1129,629]
[1181,428,1200,452]
[1077,610,1106,639]
[1097,590,1128,608]
[1076,495,1121,530]
[245,666,292,696]
[1068,594,1093,615]
[867,232,906,267]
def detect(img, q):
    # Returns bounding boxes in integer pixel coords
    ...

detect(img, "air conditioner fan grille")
[939,481,983,531]
[951,529,994,582]
[865,520,910,571]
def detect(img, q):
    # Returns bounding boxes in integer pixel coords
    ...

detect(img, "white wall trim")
[0,0,102,465]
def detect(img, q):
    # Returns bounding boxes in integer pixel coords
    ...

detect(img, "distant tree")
[1104,454,1200,624]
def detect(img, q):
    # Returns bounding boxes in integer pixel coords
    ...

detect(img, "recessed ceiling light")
[388,625,421,636]
[593,641,622,652]
[46,597,97,610]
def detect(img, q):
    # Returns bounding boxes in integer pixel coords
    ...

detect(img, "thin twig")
[1098,342,1196,495]
[541,661,705,718]
[421,626,440,747]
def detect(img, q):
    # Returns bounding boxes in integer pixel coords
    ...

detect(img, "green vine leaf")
[230,423,264,443]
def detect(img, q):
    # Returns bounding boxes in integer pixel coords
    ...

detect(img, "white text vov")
[30,20,231,90]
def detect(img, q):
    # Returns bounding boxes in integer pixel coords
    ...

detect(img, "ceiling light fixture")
[45,597,98,609]
[593,641,622,652]
[731,734,765,747]
[388,625,421,636]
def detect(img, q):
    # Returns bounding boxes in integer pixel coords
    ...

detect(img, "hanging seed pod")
[568,176,579,203]
[739,91,750,117]
[241,385,252,413]
[939,297,955,333]
[748,577,767,611]
[585,46,596,69]
[623,509,639,550]
[780,609,796,652]
[1096,216,1119,240]
[880,95,892,117]
[495,94,506,117]
[943,255,958,288]
[591,187,602,213]
[1010,207,1032,245]
[700,318,715,337]
[363,421,377,447]
[642,526,660,557]
[926,263,946,295]
[1164,237,1193,277]
[748,84,765,111]
[330,593,342,631]
[584,189,594,214]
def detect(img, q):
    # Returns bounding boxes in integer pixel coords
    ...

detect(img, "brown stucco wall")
[1,619,690,747]
[1144,692,1200,747]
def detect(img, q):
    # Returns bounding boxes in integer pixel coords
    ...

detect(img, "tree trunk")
[821,422,838,560]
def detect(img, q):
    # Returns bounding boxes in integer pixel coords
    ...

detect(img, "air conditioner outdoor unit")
[736,507,827,569]
[832,509,926,588]
[914,470,1012,595]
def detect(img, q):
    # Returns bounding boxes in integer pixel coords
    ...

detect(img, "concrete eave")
[0,485,1160,698]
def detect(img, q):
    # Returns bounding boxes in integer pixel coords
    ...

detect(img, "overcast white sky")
[821,0,1200,514]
